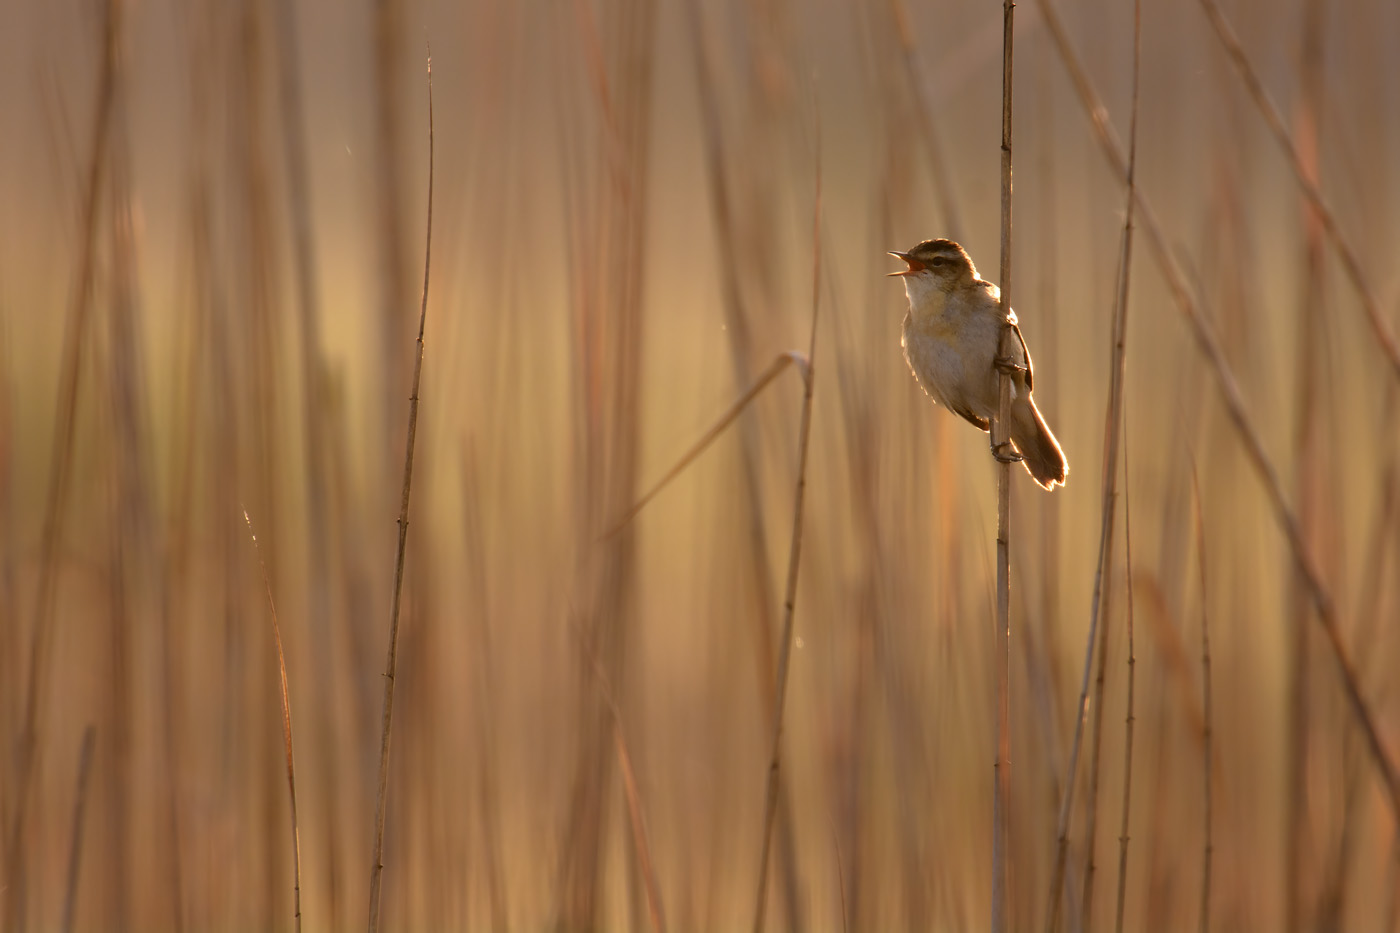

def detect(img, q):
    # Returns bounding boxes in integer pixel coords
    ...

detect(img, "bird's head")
[887,239,978,293]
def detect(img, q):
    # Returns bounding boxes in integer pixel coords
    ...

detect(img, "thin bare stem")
[243,510,303,933]
[1110,11,1143,929]
[60,726,97,933]
[1189,464,1214,933]
[1045,1,1144,908]
[1114,428,1138,933]
[367,49,433,933]
[1033,0,1400,822]
[1193,0,1400,381]
[1087,2,1144,927]
[1083,553,1112,930]
[991,1,1015,929]
[752,125,822,933]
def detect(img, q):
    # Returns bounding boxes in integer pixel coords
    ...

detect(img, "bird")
[889,238,1068,489]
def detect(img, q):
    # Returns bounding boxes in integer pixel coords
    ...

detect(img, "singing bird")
[890,238,1068,489]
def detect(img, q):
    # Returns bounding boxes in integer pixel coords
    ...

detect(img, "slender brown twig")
[752,119,822,933]
[1111,33,1145,929]
[1114,427,1138,933]
[243,510,303,933]
[367,48,434,933]
[991,0,1016,929]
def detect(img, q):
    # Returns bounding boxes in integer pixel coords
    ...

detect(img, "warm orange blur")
[2,0,1398,930]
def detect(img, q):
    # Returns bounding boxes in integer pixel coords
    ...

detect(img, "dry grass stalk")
[243,510,304,933]
[1032,0,1400,824]
[59,726,97,933]
[1089,2,1144,926]
[991,0,1016,929]
[367,49,434,933]
[1110,37,1145,930]
[751,122,822,933]
[1114,434,1138,933]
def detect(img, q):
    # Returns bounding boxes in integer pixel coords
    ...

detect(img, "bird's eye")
[929,257,949,266]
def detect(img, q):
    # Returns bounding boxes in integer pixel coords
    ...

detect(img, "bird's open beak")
[887,250,922,276]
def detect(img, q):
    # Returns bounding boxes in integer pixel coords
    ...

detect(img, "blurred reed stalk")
[570,614,666,933]
[1286,2,1326,927]
[887,0,965,242]
[991,0,1015,928]
[59,726,96,933]
[683,0,806,925]
[1194,0,1400,382]
[550,0,656,925]
[1189,464,1214,933]
[269,4,342,924]
[373,0,412,482]
[367,49,433,933]
[5,4,118,930]
[1032,0,1400,823]
[458,445,509,931]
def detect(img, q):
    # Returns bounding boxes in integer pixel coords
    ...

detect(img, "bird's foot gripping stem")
[990,438,1023,464]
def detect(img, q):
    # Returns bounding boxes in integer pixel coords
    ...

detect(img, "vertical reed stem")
[992,0,1015,929]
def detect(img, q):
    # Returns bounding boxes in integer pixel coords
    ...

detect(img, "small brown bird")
[890,238,1068,489]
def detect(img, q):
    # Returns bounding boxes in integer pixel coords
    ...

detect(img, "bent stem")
[244,510,304,933]
[752,128,822,933]
[367,49,434,933]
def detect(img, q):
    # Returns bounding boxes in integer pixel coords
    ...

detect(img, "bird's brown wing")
[952,404,991,432]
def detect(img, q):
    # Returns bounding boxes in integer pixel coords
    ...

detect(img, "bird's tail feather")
[1012,399,1068,490]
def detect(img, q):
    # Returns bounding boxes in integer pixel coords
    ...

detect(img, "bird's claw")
[990,439,1023,464]
[993,355,1028,376]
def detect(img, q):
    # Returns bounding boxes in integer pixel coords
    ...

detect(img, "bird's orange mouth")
[887,251,923,276]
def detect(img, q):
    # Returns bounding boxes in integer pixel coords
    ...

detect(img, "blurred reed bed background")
[2,0,1399,930]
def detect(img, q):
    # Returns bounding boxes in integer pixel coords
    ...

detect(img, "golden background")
[1,0,1398,929]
